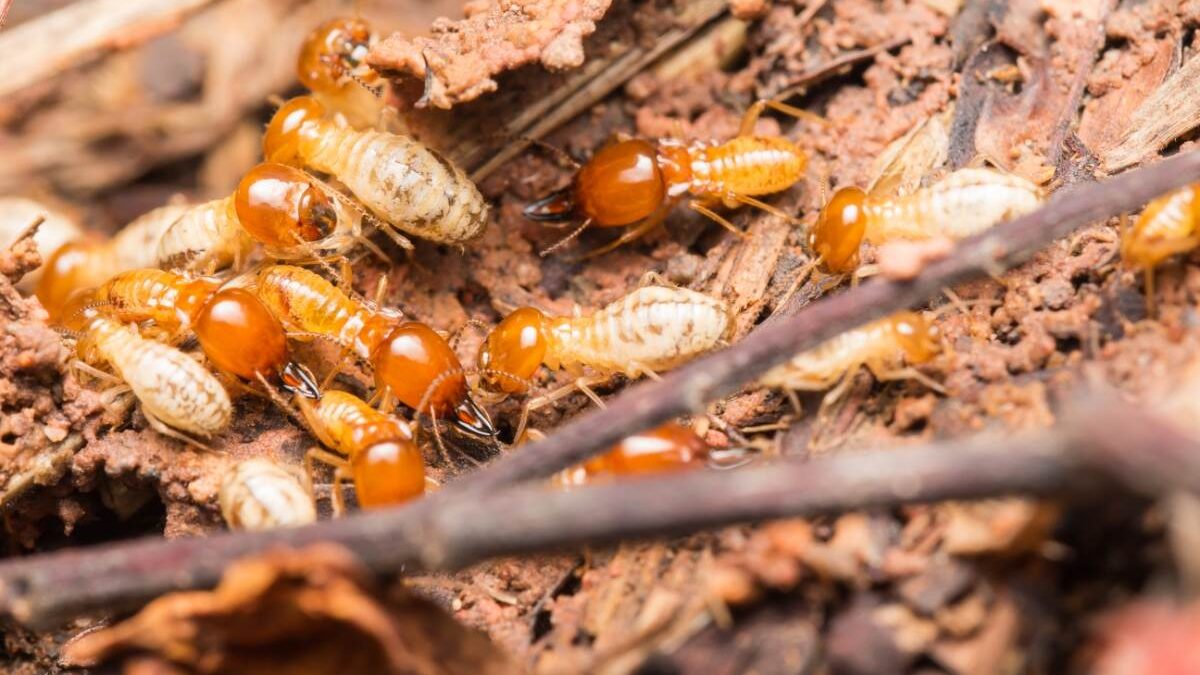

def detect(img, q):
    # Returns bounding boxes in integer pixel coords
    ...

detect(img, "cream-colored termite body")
[759,312,941,392]
[76,315,232,441]
[264,96,489,245]
[220,458,316,531]
[548,286,732,377]
[864,168,1042,242]
[480,285,732,396]
[155,196,255,273]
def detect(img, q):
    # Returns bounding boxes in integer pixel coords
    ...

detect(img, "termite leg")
[574,376,607,408]
[72,360,122,385]
[738,99,828,137]
[304,447,352,516]
[728,193,801,224]
[580,210,666,259]
[688,200,747,239]
[143,409,212,452]
[512,377,602,446]
[870,365,946,395]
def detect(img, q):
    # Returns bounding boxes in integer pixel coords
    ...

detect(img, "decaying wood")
[0,0,221,100]
[368,0,614,110]
[456,0,729,179]
[1104,43,1200,171]
[3,151,1200,628]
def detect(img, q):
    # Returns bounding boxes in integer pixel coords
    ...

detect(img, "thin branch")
[0,398,1197,628]
[446,150,1200,497]
[769,37,910,100]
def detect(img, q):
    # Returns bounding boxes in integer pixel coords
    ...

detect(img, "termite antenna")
[539,219,593,257]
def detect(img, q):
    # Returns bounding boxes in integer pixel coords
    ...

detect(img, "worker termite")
[297,389,426,513]
[477,285,731,437]
[552,422,710,487]
[155,195,257,274]
[808,168,1042,275]
[758,311,943,407]
[220,458,317,531]
[1120,183,1200,317]
[297,16,388,131]
[61,300,232,447]
[90,270,320,398]
[523,99,814,257]
[36,203,189,321]
[255,264,494,437]
[263,95,488,246]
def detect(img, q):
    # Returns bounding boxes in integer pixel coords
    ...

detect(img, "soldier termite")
[263,95,488,246]
[523,99,815,257]
[477,285,732,438]
[61,300,232,447]
[1120,183,1200,317]
[220,458,317,531]
[36,203,189,322]
[297,389,426,514]
[758,311,943,410]
[90,270,320,399]
[254,264,495,438]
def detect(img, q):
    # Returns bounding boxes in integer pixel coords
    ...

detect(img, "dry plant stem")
[0,0,220,99]
[769,37,910,100]
[0,400,1196,628]
[448,150,1200,496]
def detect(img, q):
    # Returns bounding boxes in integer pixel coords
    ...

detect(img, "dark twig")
[0,397,1197,628]
[770,37,910,100]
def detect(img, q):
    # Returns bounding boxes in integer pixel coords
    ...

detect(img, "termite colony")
[7,11,1189,536]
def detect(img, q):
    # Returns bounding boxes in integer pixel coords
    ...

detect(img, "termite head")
[349,423,426,507]
[264,96,326,165]
[891,311,941,364]
[478,307,549,394]
[235,163,337,247]
[524,139,666,228]
[193,288,297,386]
[36,240,101,322]
[809,186,868,274]
[297,17,374,93]
[372,322,497,438]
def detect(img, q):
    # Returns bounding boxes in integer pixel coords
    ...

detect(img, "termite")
[553,422,710,487]
[297,17,388,131]
[220,458,317,531]
[1120,183,1200,317]
[155,195,256,273]
[62,301,232,447]
[478,285,731,437]
[90,270,320,398]
[808,168,1042,274]
[255,264,494,437]
[263,95,488,245]
[297,389,426,513]
[523,99,815,257]
[758,311,943,406]
[36,203,189,321]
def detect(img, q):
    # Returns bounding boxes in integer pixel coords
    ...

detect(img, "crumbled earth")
[5,0,1200,673]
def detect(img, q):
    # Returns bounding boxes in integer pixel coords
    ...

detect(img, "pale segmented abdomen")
[95,269,182,327]
[92,319,231,437]
[305,126,488,244]
[112,203,191,271]
[549,286,731,377]
[156,197,254,272]
[308,390,381,452]
[690,136,807,199]
[866,168,1042,243]
[220,458,316,531]
[255,265,390,359]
